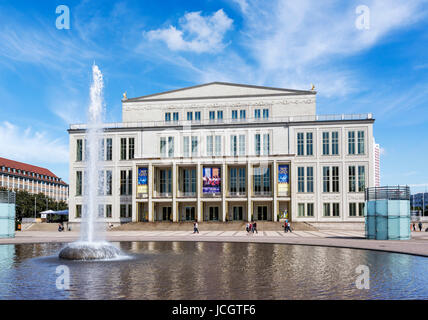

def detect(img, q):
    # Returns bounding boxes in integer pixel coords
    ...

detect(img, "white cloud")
[0,121,68,165]
[145,9,233,53]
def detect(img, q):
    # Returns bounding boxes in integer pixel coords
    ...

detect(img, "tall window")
[160,169,172,194]
[348,131,355,155]
[106,138,112,161]
[128,170,132,195]
[332,166,339,192]
[207,136,214,156]
[253,166,270,193]
[98,139,105,161]
[76,204,82,218]
[121,138,127,160]
[165,112,171,122]
[255,134,261,156]
[298,167,304,192]
[358,166,365,192]
[160,137,167,157]
[263,109,269,119]
[232,110,238,120]
[298,203,305,217]
[183,168,196,194]
[106,170,112,195]
[358,203,365,216]
[76,139,83,161]
[129,138,135,160]
[76,171,82,196]
[187,112,193,121]
[358,131,365,154]
[254,109,261,119]
[217,110,223,121]
[322,132,329,155]
[307,167,314,193]
[323,167,330,192]
[183,136,189,157]
[306,132,313,156]
[332,132,339,155]
[307,203,314,217]
[323,203,331,216]
[173,112,179,122]
[240,110,246,120]
[215,136,221,156]
[120,170,127,195]
[106,204,112,218]
[229,167,246,194]
[168,137,175,157]
[349,166,356,192]
[191,136,198,157]
[263,134,270,155]
[195,111,201,121]
[209,111,215,121]
[239,135,245,156]
[332,203,340,216]
[297,133,304,156]
[349,203,357,216]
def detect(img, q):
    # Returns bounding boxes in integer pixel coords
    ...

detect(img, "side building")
[68,82,375,225]
[0,157,69,202]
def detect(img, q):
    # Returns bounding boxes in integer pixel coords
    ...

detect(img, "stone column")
[247,161,252,222]
[172,163,177,222]
[148,163,154,222]
[222,162,226,222]
[273,161,278,222]
[197,162,202,222]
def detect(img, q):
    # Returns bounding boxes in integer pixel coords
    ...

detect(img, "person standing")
[418,221,423,232]
[246,222,250,233]
[283,220,288,233]
[412,223,416,231]
[252,221,258,234]
[287,221,292,233]
[193,221,199,234]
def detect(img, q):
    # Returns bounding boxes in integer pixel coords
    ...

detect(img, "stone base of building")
[306,222,365,231]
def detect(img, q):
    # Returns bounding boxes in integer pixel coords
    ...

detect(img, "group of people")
[283,219,292,233]
[246,222,258,234]
[412,221,424,232]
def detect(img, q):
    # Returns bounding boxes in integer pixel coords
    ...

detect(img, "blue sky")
[0,0,427,191]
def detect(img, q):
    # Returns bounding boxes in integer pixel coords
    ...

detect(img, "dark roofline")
[123,81,316,102]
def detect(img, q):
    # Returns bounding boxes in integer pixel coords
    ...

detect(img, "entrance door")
[162,207,172,221]
[184,207,195,221]
[257,206,268,220]
[209,206,219,221]
[233,206,243,221]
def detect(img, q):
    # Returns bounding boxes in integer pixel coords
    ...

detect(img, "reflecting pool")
[0,242,427,299]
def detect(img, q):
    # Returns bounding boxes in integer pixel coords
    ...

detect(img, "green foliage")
[0,186,68,219]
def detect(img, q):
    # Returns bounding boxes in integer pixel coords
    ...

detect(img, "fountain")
[59,65,124,260]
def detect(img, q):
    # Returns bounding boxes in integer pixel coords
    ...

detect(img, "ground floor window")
[323,203,331,216]
[232,206,243,220]
[183,207,195,221]
[307,203,314,217]
[209,206,219,221]
[256,206,268,220]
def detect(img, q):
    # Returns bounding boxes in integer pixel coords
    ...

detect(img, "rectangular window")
[232,110,238,120]
[263,134,270,155]
[76,139,83,161]
[120,170,127,195]
[128,170,132,195]
[358,166,365,192]
[98,204,104,218]
[187,112,193,121]
[215,136,221,156]
[120,204,127,218]
[349,166,356,192]
[168,137,174,157]
[230,135,237,156]
[191,136,198,157]
[297,133,304,156]
[217,110,223,120]
[160,137,166,157]
[263,109,269,119]
[306,132,313,156]
[76,171,82,196]
[183,168,196,194]
[239,135,245,156]
[240,110,246,119]
[323,203,331,216]
[323,167,330,192]
[121,138,127,160]
[76,204,82,218]
[254,109,261,119]
[207,136,213,156]
[159,169,172,194]
[195,111,201,121]
[307,203,314,217]
[106,204,112,218]
[348,131,355,155]
[106,138,112,161]
[183,136,189,157]
[358,131,365,154]
[349,203,357,216]
[128,138,135,160]
[307,167,314,193]
[165,112,171,122]
[230,168,237,193]
[173,112,179,122]
[298,203,305,217]
[322,132,329,155]
[332,203,340,216]
[255,134,261,156]
[106,170,112,195]
[209,111,215,121]
[332,166,339,192]
[298,167,304,193]
[358,203,365,216]
[332,132,339,155]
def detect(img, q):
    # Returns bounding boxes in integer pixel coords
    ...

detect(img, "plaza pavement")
[1,229,428,257]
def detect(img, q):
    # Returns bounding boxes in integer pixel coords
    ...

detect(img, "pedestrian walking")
[193,221,199,234]
[418,221,423,232]
[412,223,416,231]
[283,221,288,233]
[246,222,250,233]
[287,221,292,233]
[249,223,252,235]
[252,221,258,234]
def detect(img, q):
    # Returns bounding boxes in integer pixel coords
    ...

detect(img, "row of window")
[164,109,270,122]
[297,165,365,193]
[0,166,62,182]
[75,204,132,219]
[160,134,270,158]
[76,137,135,162]
[297,202,365,217]
[297,130,365,156]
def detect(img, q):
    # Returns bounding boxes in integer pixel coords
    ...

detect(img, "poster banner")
[203,167,221,193]
[137,167,148,194]
[278,164,289,194]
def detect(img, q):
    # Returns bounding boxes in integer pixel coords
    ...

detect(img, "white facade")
[68,82,375,224]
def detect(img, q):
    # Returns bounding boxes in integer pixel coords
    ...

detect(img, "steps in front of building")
[112,221,319,231]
